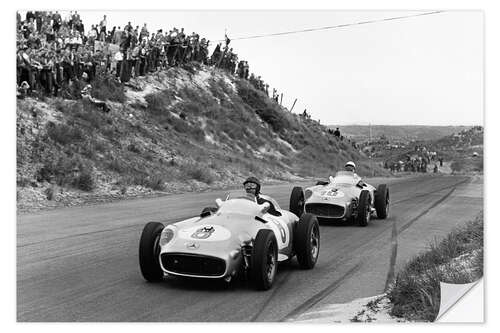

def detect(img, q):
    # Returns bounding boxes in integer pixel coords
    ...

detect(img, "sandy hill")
[17,63,387,210]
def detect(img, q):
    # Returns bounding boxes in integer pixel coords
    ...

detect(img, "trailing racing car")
[289,171,389,226]
[139,193,320,290]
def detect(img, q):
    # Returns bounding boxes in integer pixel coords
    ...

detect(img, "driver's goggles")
[244,183,258,190]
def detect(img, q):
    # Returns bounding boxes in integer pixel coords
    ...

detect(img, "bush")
[36,154,96,191]
[46,122,84,145]
[90,74,126,102]
[190,127,206,142]
[169,117,190,133]
[80,140,96,159]
[74,169,95,191]
[94,140,106,153]
[127,143,142,154]
[145,175,166,190]
[177,101,203,115]
[61,79,86,100]
[145,90,176,114]
[183,162,215,184]
[106,157,126,173]
[450,160,463,173]
[130,174,166,190]
[178,86,214,108]
[218,119,244,140]
[17,176,31,187]
[73,100,105,129]
[236,80,290,132]
[44,187,55,200]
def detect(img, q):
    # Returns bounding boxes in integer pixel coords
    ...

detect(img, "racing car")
[289,171,389,226]
[139,193,320,290]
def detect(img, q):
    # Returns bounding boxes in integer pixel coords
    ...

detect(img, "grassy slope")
[387,212,483,321]
[17,64,387,208]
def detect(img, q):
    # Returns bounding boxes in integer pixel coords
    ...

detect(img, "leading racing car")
[289,171,389,226]
[139,193,320,290]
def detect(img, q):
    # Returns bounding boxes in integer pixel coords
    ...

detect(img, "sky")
[37,10,483,126]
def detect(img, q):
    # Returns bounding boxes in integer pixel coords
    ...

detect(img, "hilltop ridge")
[17,63,387,210]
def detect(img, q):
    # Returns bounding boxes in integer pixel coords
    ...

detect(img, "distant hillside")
[17,63,387,210]
[374,126,483,174]
[329,125,473,143]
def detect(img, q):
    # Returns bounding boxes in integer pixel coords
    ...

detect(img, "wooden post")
[290,98,297,112]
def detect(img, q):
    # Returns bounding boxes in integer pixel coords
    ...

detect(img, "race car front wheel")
[251,230,278,291]
[294,213,320,269]
[357,190,371,227]
[290,186,305,217]
[139,222,165,282]
[375,184,389,219]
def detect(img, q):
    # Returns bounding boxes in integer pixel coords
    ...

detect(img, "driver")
[344,161,363,185]
[344,161,357,173]
[243,177,281,216]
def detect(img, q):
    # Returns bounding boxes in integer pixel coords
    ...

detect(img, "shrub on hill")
[90,74,126,102]
[235,80,291,133]
[46,121,84,145]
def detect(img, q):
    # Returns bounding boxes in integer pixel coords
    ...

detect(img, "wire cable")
[215,10,445,42]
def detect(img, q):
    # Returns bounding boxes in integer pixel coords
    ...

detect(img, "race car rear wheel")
[139,222,165,282]
[294,213,320,269]
[375,184,389,219]
[290,186,305,217]
[356,190,371,227]
[251,230,278,290]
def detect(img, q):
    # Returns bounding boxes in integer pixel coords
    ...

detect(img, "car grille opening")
[306,203,345,218]
[161,253,226,277]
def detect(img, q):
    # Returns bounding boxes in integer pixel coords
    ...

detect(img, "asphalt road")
[17,174,483,322]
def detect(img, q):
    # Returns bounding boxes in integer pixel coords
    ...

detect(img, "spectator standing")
[113,27,122,45]
[243,61,249,79]
[52,11,62,32]
[99,15,107,35]
[114,50,123,79]
[140,23,149,42]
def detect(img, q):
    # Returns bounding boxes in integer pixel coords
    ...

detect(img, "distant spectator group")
[16,11,280,101]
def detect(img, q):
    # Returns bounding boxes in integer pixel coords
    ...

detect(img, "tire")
[251,230,278,290]
[294,213,320,269]
[139,222,165,282]
[356,190,371,227]
[289,186,305,217]
[375,184,389,219]
[200,206,217,217]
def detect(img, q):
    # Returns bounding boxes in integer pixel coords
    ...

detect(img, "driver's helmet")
[243,176,261,195]
[345,161,356,172]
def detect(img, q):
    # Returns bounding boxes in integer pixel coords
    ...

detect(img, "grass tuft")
[388,213,483,321]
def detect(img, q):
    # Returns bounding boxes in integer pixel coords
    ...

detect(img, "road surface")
[17,174,483,322]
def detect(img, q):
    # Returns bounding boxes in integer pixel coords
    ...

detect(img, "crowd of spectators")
[16,11,280,101]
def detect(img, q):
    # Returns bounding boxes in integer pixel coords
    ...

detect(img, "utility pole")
[369,123,374,177]
[369,122,372,145]
[290,98,297,112]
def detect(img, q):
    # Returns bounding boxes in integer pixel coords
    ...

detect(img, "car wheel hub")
[310,225,319,259]
[266,246,276,282]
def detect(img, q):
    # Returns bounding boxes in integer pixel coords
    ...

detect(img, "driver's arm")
[256,197,281,216]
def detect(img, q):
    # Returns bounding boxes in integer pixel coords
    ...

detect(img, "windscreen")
[332,171,357,186]
[218,196,261,215]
